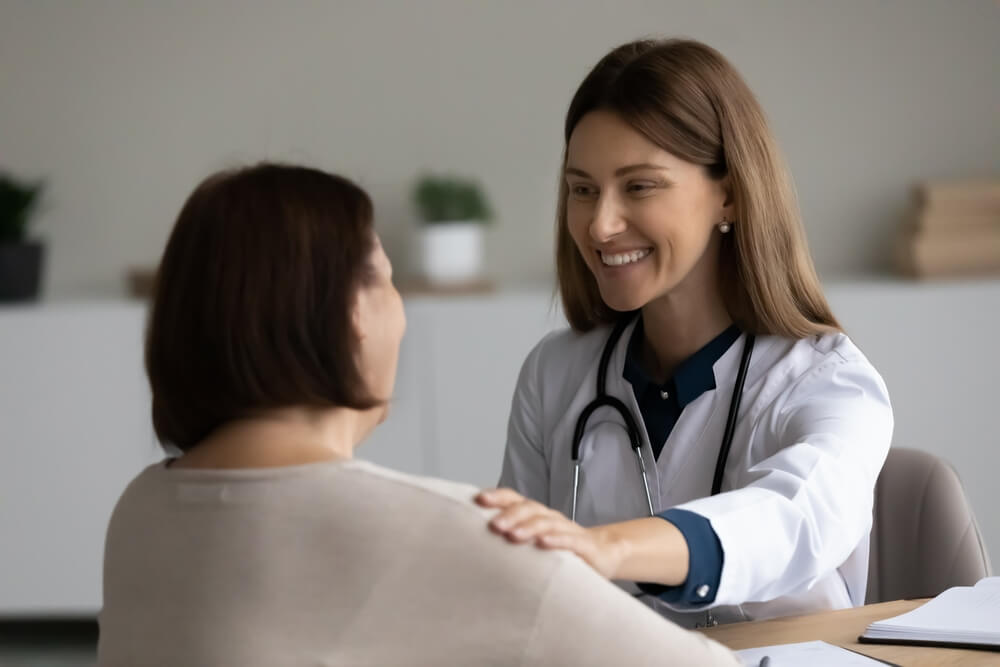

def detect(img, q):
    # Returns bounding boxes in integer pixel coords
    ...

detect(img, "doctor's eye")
[569,183,598,200]
[625,181,659,196]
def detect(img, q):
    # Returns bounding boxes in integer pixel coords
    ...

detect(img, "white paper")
[737,641,887,666]
[864,577,1000,643]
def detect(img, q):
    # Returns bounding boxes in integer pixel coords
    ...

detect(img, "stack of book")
[894,180,1000,278]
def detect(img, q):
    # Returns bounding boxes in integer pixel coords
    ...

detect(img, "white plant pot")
[419,222,484,284]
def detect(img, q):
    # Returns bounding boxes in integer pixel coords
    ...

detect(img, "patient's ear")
[351,292,369,343]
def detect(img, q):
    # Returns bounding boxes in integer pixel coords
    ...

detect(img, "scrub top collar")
[622,316,743,409]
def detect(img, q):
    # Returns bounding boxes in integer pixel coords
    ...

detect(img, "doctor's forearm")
[592,518,690,586]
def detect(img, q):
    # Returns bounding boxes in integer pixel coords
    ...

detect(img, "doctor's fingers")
[487,499,565,534]
[474,487,525,509]
[493,513,583,544]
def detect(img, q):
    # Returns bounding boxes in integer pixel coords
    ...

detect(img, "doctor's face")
[564,110,731,312]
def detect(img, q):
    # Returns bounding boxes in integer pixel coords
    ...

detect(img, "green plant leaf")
[412,174,492,224]
[0,173,43,243]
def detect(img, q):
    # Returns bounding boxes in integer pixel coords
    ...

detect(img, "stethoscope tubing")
[570,313,754,522]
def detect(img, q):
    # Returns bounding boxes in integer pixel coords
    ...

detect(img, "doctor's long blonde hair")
[556,38,841,337]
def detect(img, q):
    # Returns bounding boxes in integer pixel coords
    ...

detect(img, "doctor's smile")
[598,247,653,267]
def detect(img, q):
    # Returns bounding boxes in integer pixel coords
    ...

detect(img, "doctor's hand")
[475,488,690,587]
[475,488,627,580]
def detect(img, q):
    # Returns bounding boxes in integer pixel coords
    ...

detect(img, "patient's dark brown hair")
[145,164,381,451]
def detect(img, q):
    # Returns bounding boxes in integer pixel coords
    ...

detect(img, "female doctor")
[476,38,893,628]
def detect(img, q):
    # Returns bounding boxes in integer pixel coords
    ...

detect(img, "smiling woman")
[564,110,733,320]
[555,40,838,339]
[482,38,893,630]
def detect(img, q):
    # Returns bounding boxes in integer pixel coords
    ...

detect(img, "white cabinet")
[0,293,563,615]
[2,280,998,615]
[0,303,160,615]
[359,291,565,484]
[406,293,565,487]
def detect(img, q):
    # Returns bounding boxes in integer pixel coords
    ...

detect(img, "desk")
[699,599,997,666]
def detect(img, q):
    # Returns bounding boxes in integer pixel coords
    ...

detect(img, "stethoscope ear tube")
[571,463,580,521]
[711,333,755,496]
[571,314,652,521]
[571,314,638,462]
[572,394,642,460]
[634,448,655,517]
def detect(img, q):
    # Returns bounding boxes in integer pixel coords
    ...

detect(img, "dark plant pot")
[0,241,45,302]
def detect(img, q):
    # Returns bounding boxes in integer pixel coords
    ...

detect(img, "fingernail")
[492,519,508,530]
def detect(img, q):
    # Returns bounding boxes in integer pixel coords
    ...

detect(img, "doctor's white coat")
[499,320,893,627]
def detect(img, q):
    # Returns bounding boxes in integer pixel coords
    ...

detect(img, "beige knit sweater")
[98,458,737,666]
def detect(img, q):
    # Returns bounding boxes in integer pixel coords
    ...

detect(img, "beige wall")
[1,0,998,297]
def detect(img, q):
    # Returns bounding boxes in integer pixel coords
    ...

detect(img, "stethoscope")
[570,314,756,522]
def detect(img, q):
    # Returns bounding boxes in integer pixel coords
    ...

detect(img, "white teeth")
[600,248,651,266]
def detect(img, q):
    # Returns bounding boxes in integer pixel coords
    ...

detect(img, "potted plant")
[412,174,492,285]
[0,172,45,302]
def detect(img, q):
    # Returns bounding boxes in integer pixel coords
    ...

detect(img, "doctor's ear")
[714,177,736,234]
[717,177,737,227]
[719,175,735,209]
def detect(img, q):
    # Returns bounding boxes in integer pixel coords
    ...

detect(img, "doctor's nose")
[589,195,628,243]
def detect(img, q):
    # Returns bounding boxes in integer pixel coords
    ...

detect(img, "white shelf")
[2,280,997,614]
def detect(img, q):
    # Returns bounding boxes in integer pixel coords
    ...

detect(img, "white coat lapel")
[651,333,752,507]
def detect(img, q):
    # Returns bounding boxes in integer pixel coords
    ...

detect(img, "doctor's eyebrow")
[564,163,671,178]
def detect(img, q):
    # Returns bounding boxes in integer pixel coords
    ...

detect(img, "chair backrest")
[866,447,993,604]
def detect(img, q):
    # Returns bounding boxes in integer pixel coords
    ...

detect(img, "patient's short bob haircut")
[145,164,381,451]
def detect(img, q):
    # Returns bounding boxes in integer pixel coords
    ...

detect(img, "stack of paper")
[861,577,1000,650]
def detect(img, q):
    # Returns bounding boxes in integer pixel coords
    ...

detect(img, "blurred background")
[0,0,997,663]
[1,0,996,293]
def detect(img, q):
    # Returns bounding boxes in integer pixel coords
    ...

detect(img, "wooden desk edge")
[698,599,997,666]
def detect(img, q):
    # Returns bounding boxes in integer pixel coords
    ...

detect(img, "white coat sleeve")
[498,339,551,505]
[674,352,893,607]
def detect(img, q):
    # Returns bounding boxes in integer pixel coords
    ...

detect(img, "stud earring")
[718,217,732,234]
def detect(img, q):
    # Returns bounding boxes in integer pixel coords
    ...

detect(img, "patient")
[97,164,738,666]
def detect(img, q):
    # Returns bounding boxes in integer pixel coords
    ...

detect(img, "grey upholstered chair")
[866,447,993,604]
